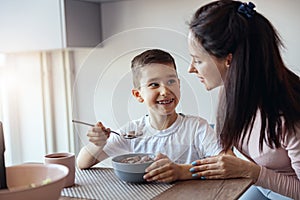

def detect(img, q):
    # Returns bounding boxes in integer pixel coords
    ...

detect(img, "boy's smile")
[157,98,175,105]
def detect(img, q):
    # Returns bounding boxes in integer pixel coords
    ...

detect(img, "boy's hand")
[143,153,181,183]
[87,122,110,147]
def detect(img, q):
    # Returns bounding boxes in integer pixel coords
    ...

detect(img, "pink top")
[236,113,300,199]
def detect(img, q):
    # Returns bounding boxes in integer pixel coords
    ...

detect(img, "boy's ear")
[132,89,144,103]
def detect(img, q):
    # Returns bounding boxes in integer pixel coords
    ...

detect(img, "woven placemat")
[61,168,174,200]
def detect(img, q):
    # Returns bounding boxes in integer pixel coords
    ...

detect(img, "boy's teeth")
[158,99,174,104]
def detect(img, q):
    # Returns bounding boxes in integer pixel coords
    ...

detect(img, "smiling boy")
[77,49,222,183]
[131,53,180,131]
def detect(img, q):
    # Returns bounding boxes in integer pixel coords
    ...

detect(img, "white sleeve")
[103,130,131,157]
[196,120,223,158]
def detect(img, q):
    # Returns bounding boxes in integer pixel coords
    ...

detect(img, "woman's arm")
[256,166,300,199]
[189,154,260,182]
[255,125,300,199]
[189,152,300,199]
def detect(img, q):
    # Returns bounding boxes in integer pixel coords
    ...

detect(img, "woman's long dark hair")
[189,0,300,151]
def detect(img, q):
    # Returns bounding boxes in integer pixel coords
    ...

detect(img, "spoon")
[72,120,137,139]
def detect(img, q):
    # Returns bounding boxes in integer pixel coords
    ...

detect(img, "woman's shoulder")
[282,120,300,147]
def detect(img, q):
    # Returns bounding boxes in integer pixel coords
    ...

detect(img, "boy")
[77,49,222,183]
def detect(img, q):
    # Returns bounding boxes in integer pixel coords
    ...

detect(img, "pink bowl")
[0,163,68,200]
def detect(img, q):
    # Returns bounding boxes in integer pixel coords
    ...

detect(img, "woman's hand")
[87,122,110,147]
[143,153,183,183]
[189,154,260,183]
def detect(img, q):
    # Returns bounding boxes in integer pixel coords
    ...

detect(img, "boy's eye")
[148,83,159,88]
[167,79,177,85]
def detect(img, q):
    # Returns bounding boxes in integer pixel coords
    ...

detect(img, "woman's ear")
[225,53,233,68]
[132,89,144,103]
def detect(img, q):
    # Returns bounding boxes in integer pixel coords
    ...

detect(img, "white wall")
[72,0,300,148]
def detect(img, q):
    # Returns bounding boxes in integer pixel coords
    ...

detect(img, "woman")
[187,1,300,199]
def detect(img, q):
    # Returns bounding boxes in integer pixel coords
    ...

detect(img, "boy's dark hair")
[131,49,177,88]
[189,0,300,151]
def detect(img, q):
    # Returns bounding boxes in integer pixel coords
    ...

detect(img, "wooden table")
[59,176,252,200]
[152,178,252,200]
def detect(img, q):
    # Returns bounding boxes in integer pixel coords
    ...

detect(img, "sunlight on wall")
[0,53,6,66]
[0,53,17,165]
[0,52,74,166]
[0,53,5,121]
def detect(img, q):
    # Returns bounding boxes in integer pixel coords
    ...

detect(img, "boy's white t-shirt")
[103,114,222,164]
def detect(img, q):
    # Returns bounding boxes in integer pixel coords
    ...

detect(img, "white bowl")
[112,153,155,183]
[0,163,68,200]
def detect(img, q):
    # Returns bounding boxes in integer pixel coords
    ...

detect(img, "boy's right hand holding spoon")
[87,122,111,147]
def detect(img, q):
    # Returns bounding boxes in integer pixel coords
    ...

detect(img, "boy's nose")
[160,85,169,96]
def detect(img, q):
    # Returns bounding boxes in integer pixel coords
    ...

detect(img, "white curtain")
[0,51,77,166]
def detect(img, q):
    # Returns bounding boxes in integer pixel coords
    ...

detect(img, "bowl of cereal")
[0,163,68,200]
[112,153,155,183]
